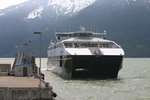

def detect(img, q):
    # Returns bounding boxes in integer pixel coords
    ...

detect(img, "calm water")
[0,58,150,100]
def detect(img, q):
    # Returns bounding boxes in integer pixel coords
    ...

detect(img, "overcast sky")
[0,0,29,9]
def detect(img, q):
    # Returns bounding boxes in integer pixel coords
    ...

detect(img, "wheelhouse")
[55,30,107,41]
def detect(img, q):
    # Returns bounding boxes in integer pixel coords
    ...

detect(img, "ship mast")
[79,27,86,31]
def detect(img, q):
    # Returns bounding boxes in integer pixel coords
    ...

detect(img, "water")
[0,58,150,100]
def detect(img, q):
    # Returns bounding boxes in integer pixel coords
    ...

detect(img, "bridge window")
[56,34,75,38]
[75,33,92,37]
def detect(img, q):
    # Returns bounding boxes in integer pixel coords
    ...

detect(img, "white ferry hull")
[47,55,123,79]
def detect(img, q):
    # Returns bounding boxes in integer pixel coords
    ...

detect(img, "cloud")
[0,0,29,9]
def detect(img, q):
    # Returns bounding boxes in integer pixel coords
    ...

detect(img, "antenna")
[96,27,97,33]
[80,22,82,27]
[94,16,96,32]
[94,23,96,32]
[79,27,85,31]
[79,22,85,31]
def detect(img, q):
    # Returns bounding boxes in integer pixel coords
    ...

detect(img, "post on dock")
[34,32,42,87]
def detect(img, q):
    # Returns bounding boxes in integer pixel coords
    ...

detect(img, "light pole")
[34,32,42,87]
[23,43,28,56]
[29,41,31,56]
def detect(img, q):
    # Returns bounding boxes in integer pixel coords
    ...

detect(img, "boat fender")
[52,91,57,97]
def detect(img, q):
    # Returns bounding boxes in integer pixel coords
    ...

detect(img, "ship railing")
[15,53,23,65]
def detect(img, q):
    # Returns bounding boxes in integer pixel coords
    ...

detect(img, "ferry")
[47,27,124,78]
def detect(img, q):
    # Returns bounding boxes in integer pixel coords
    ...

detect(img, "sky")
[0,0,29,9]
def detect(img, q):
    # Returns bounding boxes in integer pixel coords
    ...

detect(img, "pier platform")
[0,76,53,100]
[0,53,57,100]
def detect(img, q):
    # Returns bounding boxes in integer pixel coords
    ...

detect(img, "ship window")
[78,43,98,47]
[56,34,75,37]
[99,43,120,48]
[56,34,60,38]
[99,43,110,48]
[83,44,87,47]
[89,44,94,47]
[75,33,92,37]
[95,44,98,47]
[92,34,106,38]
[64,43,72,48]
[106,44,109,48]
[111,43,119,48]
[62,42,120,48]
[64,43,68,47]
[71,34,74,37]
[68,43,72,47]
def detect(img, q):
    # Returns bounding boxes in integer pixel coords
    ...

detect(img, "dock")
[0,53,56,100]
[0,75,54,100]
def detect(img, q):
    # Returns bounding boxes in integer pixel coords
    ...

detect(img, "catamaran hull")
[47,55,123,79]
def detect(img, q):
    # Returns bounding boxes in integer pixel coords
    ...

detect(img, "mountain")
[0,0,96,57]
[56,0,150,57]
[0,0,150,57]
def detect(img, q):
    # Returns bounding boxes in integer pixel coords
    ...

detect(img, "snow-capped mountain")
[47,0,96,14]
[0,0,96,19]
[0,0,150,57]
[0,0,97,57]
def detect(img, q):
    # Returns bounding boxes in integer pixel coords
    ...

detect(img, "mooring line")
[30,88,45,100]
[57,95,64,100]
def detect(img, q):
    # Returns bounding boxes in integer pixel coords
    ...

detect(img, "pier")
[0,52,56,100]
[0,76,53,100]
